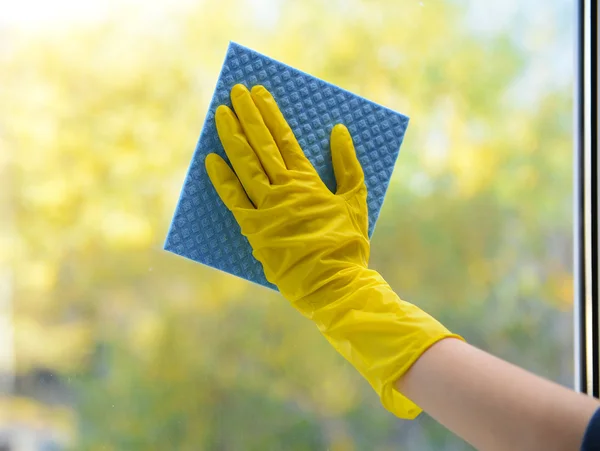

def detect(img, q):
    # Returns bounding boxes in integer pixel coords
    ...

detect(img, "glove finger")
[205,153,255,211]
[250,85,316,174]
[230,84,288,184]
[215,105,271,207]
[330,124,366,197]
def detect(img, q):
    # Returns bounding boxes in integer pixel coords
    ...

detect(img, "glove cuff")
[301,267,465,419]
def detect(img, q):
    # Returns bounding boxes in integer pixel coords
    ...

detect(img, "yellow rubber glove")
[205,84,464,419]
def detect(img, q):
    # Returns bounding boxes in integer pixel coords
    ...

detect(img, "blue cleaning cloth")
[164,42,409,289]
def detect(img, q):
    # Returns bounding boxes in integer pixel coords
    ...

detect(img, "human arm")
[204,84,600,450]
[396,337,600,450]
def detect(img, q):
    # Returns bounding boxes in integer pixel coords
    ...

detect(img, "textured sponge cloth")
[164,42,409,289]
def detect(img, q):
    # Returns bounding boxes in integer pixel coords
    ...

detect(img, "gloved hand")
[205,84,463,419]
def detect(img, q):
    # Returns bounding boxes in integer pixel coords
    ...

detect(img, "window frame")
[574,0,599,397]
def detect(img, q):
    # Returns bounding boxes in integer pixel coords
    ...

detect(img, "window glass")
[0,0,574,449]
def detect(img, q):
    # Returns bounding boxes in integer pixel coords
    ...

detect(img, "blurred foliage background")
[0,0,574,449]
